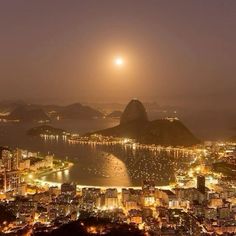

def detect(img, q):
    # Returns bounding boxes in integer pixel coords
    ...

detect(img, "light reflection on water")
[41,140,192,186]
[43,151,132,186]
[0,120,193,186]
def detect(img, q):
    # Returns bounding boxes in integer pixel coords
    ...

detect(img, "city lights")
[0,0,235,234]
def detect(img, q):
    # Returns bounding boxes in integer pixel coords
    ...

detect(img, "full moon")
[114,57,124,66]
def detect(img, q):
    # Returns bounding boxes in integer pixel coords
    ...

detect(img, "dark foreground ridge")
[91,99,200,147]
[34,217,143,236]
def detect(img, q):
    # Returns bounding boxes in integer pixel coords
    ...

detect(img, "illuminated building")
[0,169,5,192]
[82,188,101,201]
[19,159,30,170]
[105,188,118,209]
[1,147,12,171]
[29,155,53,171]
[122,188,130,204]
[125,200,138,211]
[5,170,21,192]
[0,169,21,193]
[197,175,206,193]
[61,183,76,196]
[141,181,156,206]
[17,182,27,196]
[12,148,23,170]
[143,196,155,207]
[129,209,142,224]
[142,180,155,196]
[96,193,105,208]
[49,186,60,196]
[174,187,205,204]
[155,189,176,207]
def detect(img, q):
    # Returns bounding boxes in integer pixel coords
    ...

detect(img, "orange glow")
[114,57,124,66]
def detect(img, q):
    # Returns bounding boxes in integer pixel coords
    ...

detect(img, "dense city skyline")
[0,2,236,235]
[0,0,236,108]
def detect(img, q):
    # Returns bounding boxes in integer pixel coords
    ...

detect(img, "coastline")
[36,162,73,178]
[34,178,173,192]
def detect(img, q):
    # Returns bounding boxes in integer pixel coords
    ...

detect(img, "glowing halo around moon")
[114,56,124,67]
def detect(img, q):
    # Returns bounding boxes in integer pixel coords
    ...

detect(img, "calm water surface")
[0,119,191,186]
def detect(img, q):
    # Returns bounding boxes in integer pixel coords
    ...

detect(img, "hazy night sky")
[0,0,235,108]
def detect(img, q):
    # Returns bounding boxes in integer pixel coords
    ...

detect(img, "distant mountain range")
[7,105,50,122]
[0,102,103,122]
[90,99,200,147]
[58,103,103,120]
[0,100,26,114]
[0,101,234,142]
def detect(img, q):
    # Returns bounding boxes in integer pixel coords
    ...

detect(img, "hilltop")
[90,99,200,147]
[7,105,49,122]
[27,125,66,136]
[58,103,103,120]
[0,102,103,122]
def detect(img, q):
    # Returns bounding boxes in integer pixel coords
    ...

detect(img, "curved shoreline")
[36,165,72,178]
[34,178,173,192]
[34,161,173,191]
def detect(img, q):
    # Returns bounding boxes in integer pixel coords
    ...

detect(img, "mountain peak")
[120,99,148,125]
[90,99,200,147]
